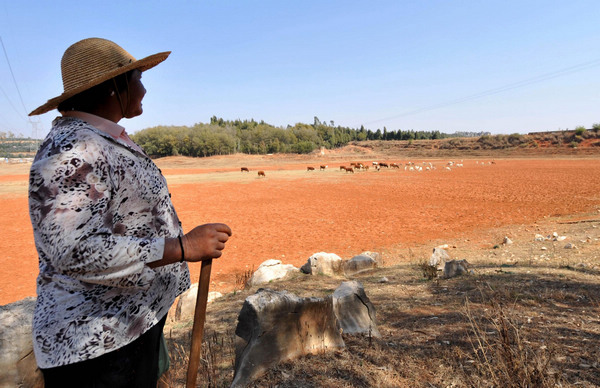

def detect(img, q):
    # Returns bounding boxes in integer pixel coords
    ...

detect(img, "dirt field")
[1,153,600,305]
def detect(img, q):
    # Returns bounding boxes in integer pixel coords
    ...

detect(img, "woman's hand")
[150,223,232,268]
[182,223,232,262]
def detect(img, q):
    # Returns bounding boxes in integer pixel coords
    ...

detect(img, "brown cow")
[307,166,315,171]
[339,166,347,171]
[320,165,327,170]
[257,170,265,177]
[241,167,249,172]
[344,167,354,173]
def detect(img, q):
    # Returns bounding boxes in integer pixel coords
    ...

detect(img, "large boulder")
[232,289,345,387]
[300,252,343,276]
[333,281,381,337]
[0,297,43,388]
[174,283,222,321]
[343,253,379,276]
[249,259,299,286]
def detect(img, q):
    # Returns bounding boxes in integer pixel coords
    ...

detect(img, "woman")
[28,37,232,387]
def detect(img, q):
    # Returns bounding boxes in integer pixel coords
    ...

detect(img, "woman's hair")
[57,70,135,113]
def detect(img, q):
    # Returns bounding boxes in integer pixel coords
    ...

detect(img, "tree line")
[131,116,455,158]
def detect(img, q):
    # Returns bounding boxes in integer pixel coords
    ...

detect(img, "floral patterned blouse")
[28,116,190,368]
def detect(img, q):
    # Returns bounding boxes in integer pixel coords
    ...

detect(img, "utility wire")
[0,83,25,119]
[0,36,28,116]
[364,58,600,126]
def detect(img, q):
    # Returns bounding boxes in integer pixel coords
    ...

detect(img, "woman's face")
[123,70,146,118]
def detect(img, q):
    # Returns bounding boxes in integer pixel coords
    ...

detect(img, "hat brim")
[29,51,170,116]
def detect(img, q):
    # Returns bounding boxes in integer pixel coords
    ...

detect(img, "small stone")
[564,243,576,249]
[379,277,389,283]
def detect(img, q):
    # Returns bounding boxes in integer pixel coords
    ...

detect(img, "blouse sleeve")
[29,131,164,289]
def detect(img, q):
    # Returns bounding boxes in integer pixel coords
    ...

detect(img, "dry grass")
[163,214,600,387]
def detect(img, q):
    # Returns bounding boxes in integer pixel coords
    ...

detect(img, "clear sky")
[1,1,599,138]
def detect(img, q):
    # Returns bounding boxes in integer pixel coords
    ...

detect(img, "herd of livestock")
[240,160,496,177]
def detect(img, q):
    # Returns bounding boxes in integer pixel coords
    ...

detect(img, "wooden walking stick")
[186,258,213,388]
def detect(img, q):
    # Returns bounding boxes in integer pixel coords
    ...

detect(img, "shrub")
[574,126,586,136]
[507,133,524,145]
[463,297,561,387]
[592,123,600,133]
[418,260,438,280]
[292,141,316,154]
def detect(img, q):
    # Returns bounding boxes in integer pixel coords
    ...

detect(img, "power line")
[364,58,600,126]
[0,36,28,116]
[0,82,25,120]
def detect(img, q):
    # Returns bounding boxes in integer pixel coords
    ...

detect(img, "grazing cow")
[320,165,327,170]
[307,166,315,171]
[241,167,249,173]
[390,163,400,169]
[379,162,389,168]
[345,167,354,173]
[258,170,266,177]
[339,166,347,171]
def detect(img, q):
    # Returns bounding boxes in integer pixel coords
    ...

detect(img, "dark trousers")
[41,315,167,388]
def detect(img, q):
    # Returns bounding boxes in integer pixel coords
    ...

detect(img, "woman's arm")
[30,128,164,288]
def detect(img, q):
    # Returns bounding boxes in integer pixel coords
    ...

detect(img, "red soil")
[2,157,600,305]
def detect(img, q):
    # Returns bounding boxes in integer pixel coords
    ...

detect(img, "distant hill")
[346,128,600,158]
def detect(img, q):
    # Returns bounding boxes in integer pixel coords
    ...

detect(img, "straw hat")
[29,37,170,116]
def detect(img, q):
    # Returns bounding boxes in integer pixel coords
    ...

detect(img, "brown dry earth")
[1,154,600,305]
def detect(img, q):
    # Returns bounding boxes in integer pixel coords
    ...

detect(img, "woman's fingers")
[212,223,232,236]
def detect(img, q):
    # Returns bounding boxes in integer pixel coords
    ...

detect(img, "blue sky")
[1,1,599,138]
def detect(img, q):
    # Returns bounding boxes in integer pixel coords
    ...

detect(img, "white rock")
[333,281,381,337]
[429,247,451,269]
[174,284,223,321]
[300,252,344,276]
[534,234,546,242]
[344,254,379,276]
[250,260,299,286]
